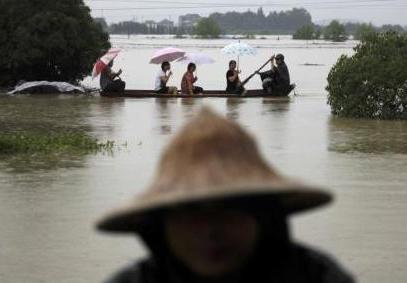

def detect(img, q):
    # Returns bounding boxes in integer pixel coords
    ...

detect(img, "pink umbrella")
[92,48,121,79]
[176,52,215,65]
[149,47,186,64]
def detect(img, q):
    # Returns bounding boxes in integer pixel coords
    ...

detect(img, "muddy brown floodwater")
[1,36,406,283]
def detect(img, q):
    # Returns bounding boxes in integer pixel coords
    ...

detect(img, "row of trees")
[209,8,312,34]
[293,21,347,41]
[108,21,175,35]
[100,8,313,36]
[293,21,406,41]
[96,17,221,38]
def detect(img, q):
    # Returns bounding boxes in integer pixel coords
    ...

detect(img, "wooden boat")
[100,89,293,99]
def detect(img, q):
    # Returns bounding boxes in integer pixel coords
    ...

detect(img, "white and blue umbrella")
[221,41,257,69]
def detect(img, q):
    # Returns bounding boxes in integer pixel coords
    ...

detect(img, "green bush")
[0,0,110,87]
[324,20,348,42]
[293,25,320,40]
[354,23,377,41]
[327,32,407,120]
[194,17,221,39]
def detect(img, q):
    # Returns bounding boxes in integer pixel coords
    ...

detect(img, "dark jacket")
[260,63,290,86]
[275,63,290,86]
[104,244,354,283]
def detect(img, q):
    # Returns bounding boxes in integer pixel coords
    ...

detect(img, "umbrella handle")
[237,56,240,72]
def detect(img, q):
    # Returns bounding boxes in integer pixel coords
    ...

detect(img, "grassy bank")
[0,132,115,155]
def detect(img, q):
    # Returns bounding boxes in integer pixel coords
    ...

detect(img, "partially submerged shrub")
[327,32,407,120]
[0,132,114,155]
[323,20,348,42]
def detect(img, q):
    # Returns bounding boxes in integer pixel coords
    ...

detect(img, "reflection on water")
[0,152,87,173]
[261,98,292,115]
[226,98,246,120]
[1,38,407,283]
[1,95,405,283]
[329,117,407,154]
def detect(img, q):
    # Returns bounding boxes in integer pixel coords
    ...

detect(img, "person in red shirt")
[181,63,203,95]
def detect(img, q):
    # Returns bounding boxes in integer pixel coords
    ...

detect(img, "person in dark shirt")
[226,60,244,94]
[97,108,355,283]
[259,54,292,96]
[100,60,126,93]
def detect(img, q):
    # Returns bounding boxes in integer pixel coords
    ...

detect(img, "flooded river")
[1,36,406,283]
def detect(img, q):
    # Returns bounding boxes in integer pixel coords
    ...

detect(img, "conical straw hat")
[97,107,332,233]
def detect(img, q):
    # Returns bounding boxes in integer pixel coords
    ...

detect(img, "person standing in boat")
[181,63,203,95]
[259,54,292,96]
[155,61,178,95]
[97,107,355,283]
[226,60,244,94]
[100,60,126,93]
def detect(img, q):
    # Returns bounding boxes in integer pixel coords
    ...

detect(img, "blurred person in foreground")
[96,107,354,283]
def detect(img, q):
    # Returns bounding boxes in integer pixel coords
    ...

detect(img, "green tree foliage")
[194,18,221,38]
[293,25,320,40]
[210,8,312,34]
[343,22,405,37]
[324,20,348,42]
[354,23,377,41]
[380,24,405,33]
[94,17,109,31]
[327,32,407,120]
[0,0,110,87]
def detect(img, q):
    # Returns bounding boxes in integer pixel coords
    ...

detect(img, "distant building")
[145,20,158,34]
[145,20,158,29]
[158,19,175,33]
[178,14,201,31]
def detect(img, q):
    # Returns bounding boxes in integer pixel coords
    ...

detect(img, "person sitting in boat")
[155,61,178,95]
[100,60,126,93]
[181,63,203,95]
[226,60,244,94]
[258,54,293,96]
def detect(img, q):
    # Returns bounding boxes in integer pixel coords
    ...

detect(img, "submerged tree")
[327,32,407,120]
[0,0,110,87]
[324,20,348,42]
[194,17,221,38]
[354,23,377,41]
[293,25,320,40]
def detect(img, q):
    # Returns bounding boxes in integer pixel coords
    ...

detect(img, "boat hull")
[100,89,291,98]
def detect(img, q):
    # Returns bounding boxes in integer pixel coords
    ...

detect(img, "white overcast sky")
[84,0,407,26]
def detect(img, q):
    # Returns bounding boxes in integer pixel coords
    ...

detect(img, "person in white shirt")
[155,61,178,95]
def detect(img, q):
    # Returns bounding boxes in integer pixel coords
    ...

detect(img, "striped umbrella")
[92,48,121,79]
